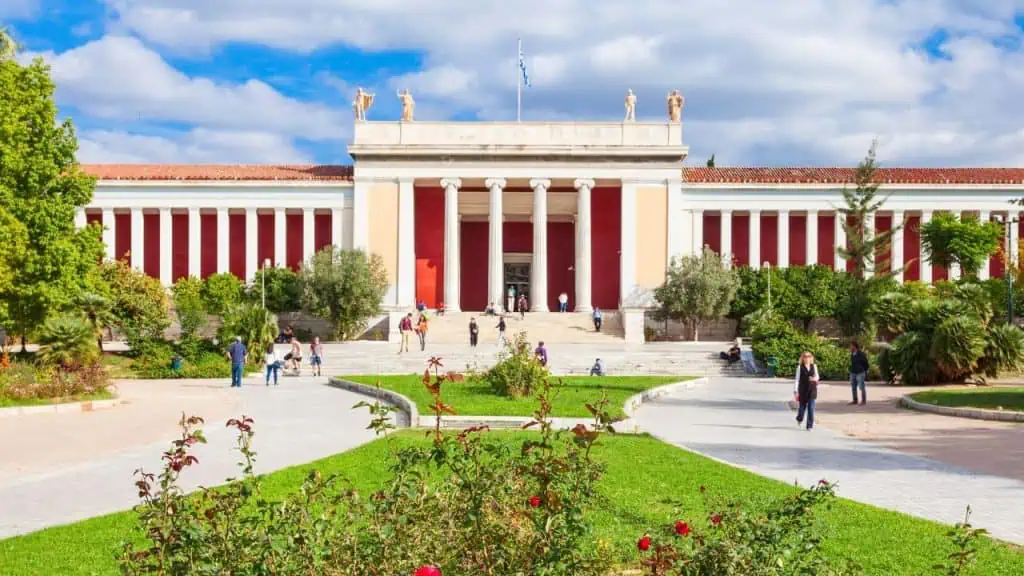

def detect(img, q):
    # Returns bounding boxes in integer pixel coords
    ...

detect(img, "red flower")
[529,495,542,508]
[711,514,722,526]
[637,536,652,551]
[818,478,829,486]
[674,521,691,536]
[413,566,441,576]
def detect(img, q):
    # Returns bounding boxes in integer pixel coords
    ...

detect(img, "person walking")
[309,337,324,377]
[518,293,528,319]
[534,341,548,367]
[793,351,819,431]
[469,317,479,348]
[593,307,603,332]
[398,312,413,354]
[226,336,247,388]
[416,314,429,351]
[264,343,280,386]
[558,292,569,313]
[849,342,869,405]
[496,316,507,346]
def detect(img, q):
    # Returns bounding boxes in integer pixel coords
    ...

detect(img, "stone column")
[619,179,637,306]
[352,179,369,251]
[188,208,201,278]
[245,208,258,281]
[441,178,462,312]
[216,208,229,274]
[806,210,818,266]
[978,210,991,280]
[302,208,315,265]
[74,208,87,229]
[1011,213,1020,270]
[834,212,846,272]
[720,210,732,268]
[397,178,416,308]
[102,208,115,260]
[130,208,144,271]
[274,208,286,268]
[574,178,595,312]
[486,178,506,309]
[777,210,790,268]
[159,208,172,286]
[692,209,704,256]
[891,211,905,283]
[331,207,344,250]
[864,213,875,278]
[749,210,760,269]
[530,178,551,311]
[920,211,932,283]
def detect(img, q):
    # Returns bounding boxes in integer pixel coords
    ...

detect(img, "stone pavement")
[0,375,376,539]
[635,377,1024,545]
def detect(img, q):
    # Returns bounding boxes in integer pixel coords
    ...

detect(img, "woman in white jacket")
[264,344,280,386]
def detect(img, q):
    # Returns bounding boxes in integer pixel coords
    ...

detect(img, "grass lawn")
[0,388,115,408]
[911,387,1024,412]
[344,374,687,419]
[1,431,1021,575]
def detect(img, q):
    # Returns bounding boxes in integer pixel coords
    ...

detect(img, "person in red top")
[398,313,413,354]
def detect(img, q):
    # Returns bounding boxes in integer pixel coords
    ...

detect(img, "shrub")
[36,314,97,369]
[96,259,171,351]
[217,303,277,364]
[654,247,739,341]
[979,324,1024,378]
[248,266,302,313]
[749,313,847,380]
[77,292,114,351]
[477,332,549,398]
[0,359,109,402]
[171,276,206,340]
[200,273,245,317]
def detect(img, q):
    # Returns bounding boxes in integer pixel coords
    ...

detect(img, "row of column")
[85,207,345,285]
[703,209,1020,282]
[435,177,598,313]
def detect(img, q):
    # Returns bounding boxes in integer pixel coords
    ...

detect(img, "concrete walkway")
[0,376,376,538]
[635,377,1024,545]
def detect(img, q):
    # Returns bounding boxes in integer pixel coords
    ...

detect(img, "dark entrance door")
[504,262,530,312]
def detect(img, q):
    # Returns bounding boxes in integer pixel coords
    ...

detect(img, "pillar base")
[574,304,593,313]
[621,309,646,344]
[531,304,549,312]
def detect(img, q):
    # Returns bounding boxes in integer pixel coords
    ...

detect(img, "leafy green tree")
[0,34,104,350]
[200,273,245,317]
[96,260,171,351]
[301,248,389,340]
[171,277,206,341]
[37,313,97,369]
[780,265,847,330]
[653,246,740,341]
[248,266,302,313]
[836,142,901,279]
[920,212,1002,278]
[78,292,115,351]
[217,303,277,362]
[0,206,28,326]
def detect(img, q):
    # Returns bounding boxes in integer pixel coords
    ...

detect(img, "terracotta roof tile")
[682,167,1024,185]
[80,164,354,182]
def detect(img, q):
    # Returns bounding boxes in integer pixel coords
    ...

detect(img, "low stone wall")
[0,397,122,418]
[644,314,843,342]
[900,394,1024,423]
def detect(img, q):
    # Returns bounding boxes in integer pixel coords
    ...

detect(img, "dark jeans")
[850,372,867,403]
[470,333,478,347]
[594,318,602,331]
[265,364,278,385]
[796,400,815,429]
[559,302,568,312]
[418,332,426,351]
[230,363,244,387]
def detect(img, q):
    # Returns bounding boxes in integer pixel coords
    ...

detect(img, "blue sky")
[4,0,1024,166]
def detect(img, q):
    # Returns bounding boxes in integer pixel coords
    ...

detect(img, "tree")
[200,273,245,317]
[171,277,206,340]
[301,248,389,340]
[706,154,716,168]
[0,206,28,326]
[920,212,1002,278]
[0,34,105,350]
[37,313,97,370]
[217,303,277,361]
[653,246,740,341]
[248,266,302,313]
[836,141,901,280]
[78,292,115,351]
[96,260,171,351]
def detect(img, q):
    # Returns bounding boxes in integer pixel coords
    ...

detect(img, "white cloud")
[0,0,37,20]
[78,128,312,164]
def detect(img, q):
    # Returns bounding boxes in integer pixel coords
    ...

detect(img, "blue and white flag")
[518,40,531,88]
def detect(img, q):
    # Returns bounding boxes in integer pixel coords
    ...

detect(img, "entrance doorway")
[504,262,530,312]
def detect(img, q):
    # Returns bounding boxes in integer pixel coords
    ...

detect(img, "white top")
[558,293,568,303]
[793,363,819,394]
[265,350,279,366]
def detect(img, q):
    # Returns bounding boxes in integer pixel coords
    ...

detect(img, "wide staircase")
[423,311,624,344]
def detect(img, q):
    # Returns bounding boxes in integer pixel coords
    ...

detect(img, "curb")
[900,394,1024,423]
[0,397,122,418]
[329,376,708,434]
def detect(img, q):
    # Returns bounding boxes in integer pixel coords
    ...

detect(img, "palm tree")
[37,314,96,371]
[79,292,115,351]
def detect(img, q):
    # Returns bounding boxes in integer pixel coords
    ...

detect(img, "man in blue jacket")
[849,342,869,405]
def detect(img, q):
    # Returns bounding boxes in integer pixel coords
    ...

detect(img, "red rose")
[674,521,691,536]
[711,514,722,526]
[818,479,829,486]
[637,536,652,551]
[529,495,542,508]
[413,566,441,576]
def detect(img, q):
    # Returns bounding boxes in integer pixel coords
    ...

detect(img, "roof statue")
[352,88,375,121]
[666,89,684,123]
[397,89,415,122]
[624,89,637,122]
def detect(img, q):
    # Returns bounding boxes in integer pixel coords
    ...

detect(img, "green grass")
[1,431,1021,575]
[911,387,1024,412]
[344,374,686,419]
[0,388,115,408]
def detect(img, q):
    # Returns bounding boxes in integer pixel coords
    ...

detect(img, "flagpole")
[516,38,522,122]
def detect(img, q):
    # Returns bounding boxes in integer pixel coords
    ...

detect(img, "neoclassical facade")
[79,120,1024,322]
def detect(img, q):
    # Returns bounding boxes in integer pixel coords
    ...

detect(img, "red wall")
[286,213,303,271]
[415,187,445,308]
[548,222,575,311]
[171,213,189,282]
[460,221,489,311]
[760,214,778,267]
[789,214,806,266]
[503,221,532,253]
[86,212,102,226]
[732,213,749,267]
[229,213,246,279]
[904,216,921,281]
[875,215,892,275]
[818,214,835,269]
[591,187,621,310]
[257,213,274,270]
[200,213,217,278]
[143,213,160,279]
[114,213,131,262]
[314,213,332,255]
[702,212,721,254]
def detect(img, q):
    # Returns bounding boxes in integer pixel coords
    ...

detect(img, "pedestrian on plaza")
[398,313,413,354]
[534,340,548,367]
[793,351,819,431]
[507,286,515,313]
[309,337,324,377]
[284,336,303,374]
[226,336,248,388]
[518,293,528,319]
[849,341,869,405]
[558,292,569,313]
[416,313,429,351]
[593,307,603,332]
[590,358,605,376]
[264,343,280,386]
[496,316,507,346]
[469,317,479,348]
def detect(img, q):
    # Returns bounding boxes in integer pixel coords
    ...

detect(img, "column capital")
[720,208,733,215]
[440,177,462,190]
[529,178,551,191]
[748,209,761,215]
[573,178,596,191]
[484,177,506,190]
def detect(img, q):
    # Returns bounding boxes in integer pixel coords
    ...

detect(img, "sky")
[4,0,1024,167]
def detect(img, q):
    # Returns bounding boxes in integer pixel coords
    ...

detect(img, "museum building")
[77,118,1024,320]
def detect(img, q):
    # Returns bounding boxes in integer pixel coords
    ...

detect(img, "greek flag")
[518,40,531,88]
